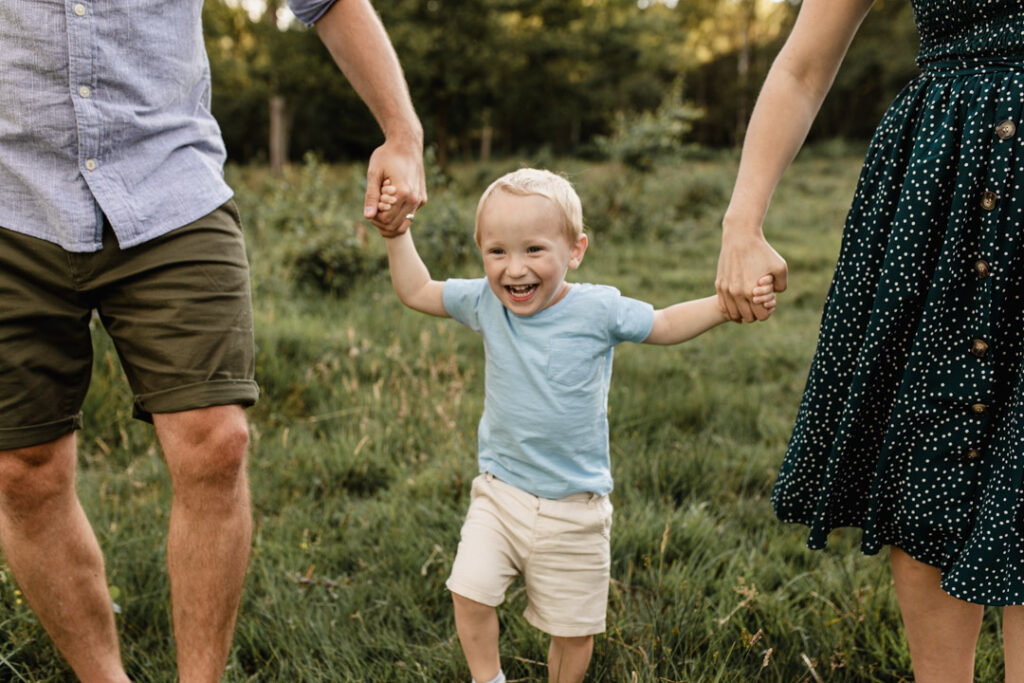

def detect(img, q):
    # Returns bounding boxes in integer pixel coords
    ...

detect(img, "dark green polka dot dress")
[772,0,1024,605]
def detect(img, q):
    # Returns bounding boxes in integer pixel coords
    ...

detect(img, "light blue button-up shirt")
[0,0,337,252]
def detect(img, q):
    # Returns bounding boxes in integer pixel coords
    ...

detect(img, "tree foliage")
[202,0,919,164]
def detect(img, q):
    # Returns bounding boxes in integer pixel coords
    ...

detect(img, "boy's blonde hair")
[474,168,584,246]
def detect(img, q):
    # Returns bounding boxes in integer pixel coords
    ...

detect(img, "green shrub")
[290,233,386,297]
[596,82,704,171]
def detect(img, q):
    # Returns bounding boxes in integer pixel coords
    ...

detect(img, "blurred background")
[204,0,919,170]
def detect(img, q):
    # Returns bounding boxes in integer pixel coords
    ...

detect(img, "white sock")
[472,671,506,683]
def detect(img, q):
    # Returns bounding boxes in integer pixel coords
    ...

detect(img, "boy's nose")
[508,255,528,277]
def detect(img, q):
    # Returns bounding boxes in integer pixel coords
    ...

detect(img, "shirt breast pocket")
[546,337,604,388]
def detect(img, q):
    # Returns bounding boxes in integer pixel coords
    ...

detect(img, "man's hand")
[364,135,427,238]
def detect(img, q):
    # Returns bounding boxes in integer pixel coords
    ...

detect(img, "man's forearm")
[315,0,422,141]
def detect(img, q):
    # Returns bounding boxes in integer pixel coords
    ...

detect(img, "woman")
[715,0,1024,680]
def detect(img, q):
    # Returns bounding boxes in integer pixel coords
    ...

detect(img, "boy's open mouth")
[506,283,538,302]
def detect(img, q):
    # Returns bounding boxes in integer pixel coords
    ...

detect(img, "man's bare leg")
[154,405,252,683]
[0,432,130,682]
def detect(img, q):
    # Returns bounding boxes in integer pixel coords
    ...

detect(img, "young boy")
[375,169,776,683]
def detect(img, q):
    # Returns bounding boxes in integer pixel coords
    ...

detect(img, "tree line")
[203,0,920,166]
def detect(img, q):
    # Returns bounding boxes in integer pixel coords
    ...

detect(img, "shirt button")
[84,158,97,171]
[78,85,91,98]
[995,120,1016,140]
[970,338,989,358]
[964,447,981,461]
[980,191,998,211]
[973,259,991,279]
[971,403,988,416]
[73,3,86,16]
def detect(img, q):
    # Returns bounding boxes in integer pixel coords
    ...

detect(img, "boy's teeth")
[509,285,534,293]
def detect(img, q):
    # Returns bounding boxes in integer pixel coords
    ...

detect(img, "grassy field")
[0,149,1011,681]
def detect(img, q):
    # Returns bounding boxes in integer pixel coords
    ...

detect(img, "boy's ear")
[568,233,588,270]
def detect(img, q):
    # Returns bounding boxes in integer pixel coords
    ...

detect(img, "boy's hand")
[372,179,402,237]
[750,274,777,318]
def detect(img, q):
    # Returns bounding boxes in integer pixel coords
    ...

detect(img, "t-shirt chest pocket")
[546,336,606,387]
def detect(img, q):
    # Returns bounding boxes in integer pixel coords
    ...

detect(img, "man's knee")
[0,436,76,516]
[157,406,249,491]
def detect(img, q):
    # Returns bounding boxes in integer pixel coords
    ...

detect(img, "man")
[0,0,425,680]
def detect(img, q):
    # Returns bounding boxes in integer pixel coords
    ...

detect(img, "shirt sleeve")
[286,0,338,26]
[442,278,487,333]
[608,290,655,344]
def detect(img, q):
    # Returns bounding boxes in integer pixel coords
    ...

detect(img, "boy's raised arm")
[643,296,729,345]
[385,231,449,317]
[644,276,776,345]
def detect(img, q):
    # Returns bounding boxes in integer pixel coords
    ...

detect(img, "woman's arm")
[716,0,876,322]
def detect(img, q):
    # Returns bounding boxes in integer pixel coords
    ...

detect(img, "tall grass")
[0,149,1009,681]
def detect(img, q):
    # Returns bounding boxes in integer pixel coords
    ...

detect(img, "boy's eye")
[489,248,505,255]
[527,246,543,253]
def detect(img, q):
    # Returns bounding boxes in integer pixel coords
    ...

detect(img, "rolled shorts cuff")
[524,607,606,638]
[445,577,506,608]
[133,379,260,422]
[0,414,83,450]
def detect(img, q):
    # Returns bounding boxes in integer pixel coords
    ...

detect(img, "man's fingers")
[717,287,741,322]
[773,267,788,292]
[736,298,757,323]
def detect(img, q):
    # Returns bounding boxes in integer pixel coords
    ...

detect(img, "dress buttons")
[995,120,1016,140]
[78,85,91,98]
[970,338,989,358]
[964,448,981,461]
[971,403,988,416]
[973,259,991,278]
[980,191,998,211]
[73,3,86,16]
[84,158,97,171]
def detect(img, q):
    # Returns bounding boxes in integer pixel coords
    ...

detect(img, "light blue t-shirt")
[443,279,655,498]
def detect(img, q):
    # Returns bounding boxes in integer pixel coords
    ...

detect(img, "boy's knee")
[452,591,491,612]
[551,634,593,648]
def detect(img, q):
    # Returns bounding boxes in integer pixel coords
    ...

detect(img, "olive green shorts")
[0,202,259,450]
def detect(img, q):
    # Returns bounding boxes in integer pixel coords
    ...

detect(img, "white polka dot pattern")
[771,0,1024,606]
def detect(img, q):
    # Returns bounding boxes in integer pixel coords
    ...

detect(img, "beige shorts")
[446,473,613,637]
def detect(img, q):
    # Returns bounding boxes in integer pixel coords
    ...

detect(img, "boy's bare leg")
[0,433,131,682]
[155,405,252,683]
[548,635,593,683]
[452,592,501,682]
[890,547,983,683]
[1004,606,1024,682]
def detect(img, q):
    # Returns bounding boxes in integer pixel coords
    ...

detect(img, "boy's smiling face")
[477,190,587,317]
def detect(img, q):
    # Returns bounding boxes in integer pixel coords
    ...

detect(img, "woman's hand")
[715,230,788,322]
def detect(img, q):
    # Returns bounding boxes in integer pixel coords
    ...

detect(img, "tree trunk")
[479,108,493,163]
[736,0,757,146]
[435,97,449,168]
[269,95,290,176]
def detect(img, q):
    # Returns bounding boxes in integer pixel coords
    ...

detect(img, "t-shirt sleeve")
[286,0,338,26]
[609,291,655,344]
[443,278,487,332]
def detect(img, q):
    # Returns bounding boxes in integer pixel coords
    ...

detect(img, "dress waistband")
[920,55,1024,77]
